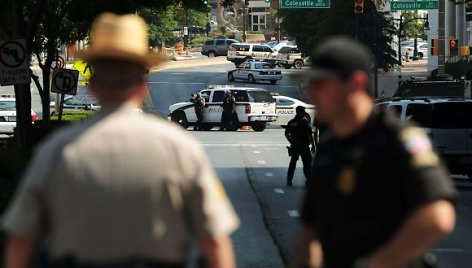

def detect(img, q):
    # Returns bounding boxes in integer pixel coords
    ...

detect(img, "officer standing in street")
[285,106,315,186]
[194,92,205,131]
[219,90,235,131]
[3,13,239,268]
[290,37,457,268]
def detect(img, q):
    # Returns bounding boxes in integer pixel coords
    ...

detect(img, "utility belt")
[50,257,184,268]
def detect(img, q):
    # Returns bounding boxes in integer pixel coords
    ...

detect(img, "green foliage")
[191,36,208,46]
[402,11,427,40]
[140,6,179,46]
[280,0,398,71]
[51,110,96,122]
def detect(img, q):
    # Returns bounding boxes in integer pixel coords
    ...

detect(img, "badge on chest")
[337,167,357,195]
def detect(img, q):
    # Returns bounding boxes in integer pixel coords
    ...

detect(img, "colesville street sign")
[390,1,438,10]
[280,0,330,8]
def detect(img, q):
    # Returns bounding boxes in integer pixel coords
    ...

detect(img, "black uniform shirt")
[285,116,312,146]
[301,108,457,268]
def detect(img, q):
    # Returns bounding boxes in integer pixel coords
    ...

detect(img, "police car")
[0,95,38,135]
[168,86,277,132]
[272,95,315,126]
[227,60,282,85]
[376,97,472,182]
[49,94,101,115]
[227,43,277,67]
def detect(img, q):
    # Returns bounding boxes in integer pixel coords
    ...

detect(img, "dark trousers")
[195,109,204,130]
[287,145,312,183]
[220,110,233,130]
[50,257,184,268]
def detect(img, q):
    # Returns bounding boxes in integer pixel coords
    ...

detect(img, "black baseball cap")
[291,36,372,82]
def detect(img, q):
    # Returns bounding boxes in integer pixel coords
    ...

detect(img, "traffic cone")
[241,125,250,131]
[185,48,190,56]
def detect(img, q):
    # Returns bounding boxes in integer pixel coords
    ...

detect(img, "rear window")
[278,47,292,53]
[215,39,225,45]
[395,82,465,97]
[204,40,213,46]
[0,100,15,111]
[253,45,264,52]
[231,90,249,102]
[406,102,472,128]
[247,90,275,102]
[229,44,250,52]
[254,63,271,69]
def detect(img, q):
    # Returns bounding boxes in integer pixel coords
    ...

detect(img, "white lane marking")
[288,210,300,217]
[430,248,466,253]
[147,81,205,85]
[253,150,261,154]
[265,172,273,177]
[257,160,266,165]
[274,188,285,194]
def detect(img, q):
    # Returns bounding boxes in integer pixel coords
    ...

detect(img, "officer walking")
[290,37,456,268]
[194,92,205,131]
[219,90,236,131]
[3,13,239,268]
[285,106,315,186]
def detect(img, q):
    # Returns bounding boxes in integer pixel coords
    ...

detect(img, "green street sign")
[390,1,438,10]
[280,0,330,8]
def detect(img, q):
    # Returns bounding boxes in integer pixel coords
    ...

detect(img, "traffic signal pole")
[438,0,446,75]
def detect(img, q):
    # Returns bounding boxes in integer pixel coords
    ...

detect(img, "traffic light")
[466,1,472,21]
[354,0,364,14]
[264,0,270,3]
[449,39,459,56]
[245,0,249,6]
[202,0,208,5]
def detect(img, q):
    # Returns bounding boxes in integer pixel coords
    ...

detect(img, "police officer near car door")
[2,13,239,268]
[289,37,457,268]
[219,90,236,131]
[285,106,315,186]
[194,92,205,131]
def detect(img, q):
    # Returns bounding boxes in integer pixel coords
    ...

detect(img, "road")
[148,61,472,268]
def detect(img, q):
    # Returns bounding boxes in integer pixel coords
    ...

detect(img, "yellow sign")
[72,59,92,80]
[460,46,470,57]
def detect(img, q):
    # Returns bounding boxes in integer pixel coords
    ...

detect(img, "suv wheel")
[252,123,266,132]
[248,74,256,84]
[208,51,217,58]
[418,52,424,59]
[171,112,189,129]
[294,60,304,69]
[284,65,291,69]
[228,72,235,82]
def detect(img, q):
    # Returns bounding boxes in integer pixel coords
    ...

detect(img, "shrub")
[51,110,96,122]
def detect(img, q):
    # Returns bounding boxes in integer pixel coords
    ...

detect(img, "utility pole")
[243,5,247,42]
[438,0,446,75]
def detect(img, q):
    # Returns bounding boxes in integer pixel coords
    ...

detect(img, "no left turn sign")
[0,39,30,86]
[52,69,79,95]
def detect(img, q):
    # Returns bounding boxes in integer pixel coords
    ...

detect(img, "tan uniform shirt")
[2,102,239,263]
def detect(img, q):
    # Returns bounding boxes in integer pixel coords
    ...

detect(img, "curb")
[152,57,229,72]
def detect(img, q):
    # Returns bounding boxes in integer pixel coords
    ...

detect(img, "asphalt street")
[148,61,472,268]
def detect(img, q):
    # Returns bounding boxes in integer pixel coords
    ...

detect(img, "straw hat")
[76,13,167,68]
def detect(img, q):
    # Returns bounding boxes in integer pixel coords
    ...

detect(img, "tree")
[402,11,427,41]
[139,7,179,47]
[280,0,398,71]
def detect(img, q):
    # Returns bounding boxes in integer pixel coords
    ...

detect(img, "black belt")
[50,257,185,268]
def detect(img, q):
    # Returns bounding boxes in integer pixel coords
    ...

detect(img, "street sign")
[280,0,330,8]
[0,39,31,86]
[51,68,79,95]
[390,1,438,10]
[73,59,92,80]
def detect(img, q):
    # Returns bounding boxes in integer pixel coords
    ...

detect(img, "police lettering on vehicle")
[278,109,294,115]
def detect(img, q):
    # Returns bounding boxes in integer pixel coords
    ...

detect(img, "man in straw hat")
[3,13,239,268]
[289,37,456,268]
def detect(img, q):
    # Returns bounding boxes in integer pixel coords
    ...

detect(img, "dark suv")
[201,38,239,57]
[394,76,470,98]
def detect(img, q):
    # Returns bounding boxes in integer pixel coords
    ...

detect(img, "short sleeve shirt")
[301,108,457,268]
[2,102,239,264]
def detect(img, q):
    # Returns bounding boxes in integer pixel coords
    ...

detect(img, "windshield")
[406,102,472,128]
[395,82,465,97]
[0,100,16,111]
[247,91,275,102]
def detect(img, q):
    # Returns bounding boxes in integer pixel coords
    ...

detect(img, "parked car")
[402,42,428,59]
[227,43,277,66]
[49,94,101,115]
[272,94,315,126]
[201,38,239,57]
[276,46,305,69]
[376,97,472,182]
[0,95,38,135]
[394,76,470,98]
[169,86,277,132]
[227,60,282,85]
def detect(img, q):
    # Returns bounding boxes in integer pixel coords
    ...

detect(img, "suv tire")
[171,112,189,129]
[294,60,304,69]
[284,65,291,69]
[208,51,217,58]
[252,123,266,132]
[248,74,256,84]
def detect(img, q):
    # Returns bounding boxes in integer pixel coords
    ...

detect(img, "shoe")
[286,181,293,186]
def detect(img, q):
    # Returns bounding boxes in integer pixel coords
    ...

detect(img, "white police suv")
[169,86,277,132]
[227,60,282,85]
[273,95,315,126]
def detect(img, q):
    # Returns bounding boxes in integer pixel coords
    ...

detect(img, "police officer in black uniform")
[285,106,315,186]
[194,92,205,131]
[290,37,457,268]
[219,90,236,131]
